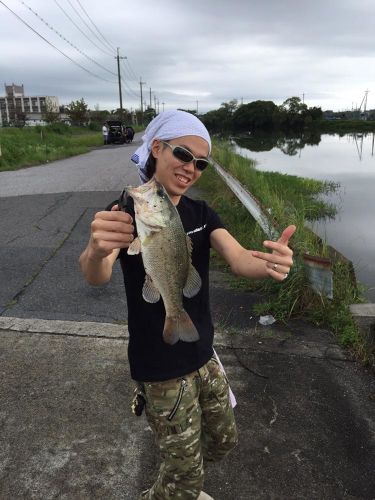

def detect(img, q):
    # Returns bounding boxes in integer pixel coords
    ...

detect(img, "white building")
[0,83,59,126]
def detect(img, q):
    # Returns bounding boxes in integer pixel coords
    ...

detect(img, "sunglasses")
[161,141,210,171]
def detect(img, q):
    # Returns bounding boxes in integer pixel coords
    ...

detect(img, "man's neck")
[170,194,181,206]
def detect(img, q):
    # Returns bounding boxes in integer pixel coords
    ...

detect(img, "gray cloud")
[1,0,374,112]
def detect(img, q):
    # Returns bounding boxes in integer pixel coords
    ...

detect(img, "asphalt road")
[0,139,141,321]
[0,139,374,499]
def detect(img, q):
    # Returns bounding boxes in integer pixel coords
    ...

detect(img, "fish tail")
[163,310,200,345]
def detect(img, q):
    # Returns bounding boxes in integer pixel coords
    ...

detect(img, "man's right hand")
[88,205,135,260]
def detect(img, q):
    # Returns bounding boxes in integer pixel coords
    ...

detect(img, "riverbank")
[199,140,372,364]
[319,119,375,133]
[1,130,371,364]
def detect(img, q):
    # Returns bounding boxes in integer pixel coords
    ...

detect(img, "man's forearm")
[231,248,269,280]
[79,244,114,285]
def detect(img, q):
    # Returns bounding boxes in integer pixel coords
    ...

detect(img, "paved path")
[0,144,374,499]
[0,139,141,321]
[0,142,141,196]
[1,317,374,499]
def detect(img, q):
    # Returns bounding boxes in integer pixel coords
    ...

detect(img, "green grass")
[198,139,367,358]
[0,124,102,171]
[318,120,375,133]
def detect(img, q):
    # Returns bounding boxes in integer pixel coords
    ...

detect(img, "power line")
[124,58,139,82]
[121,77,142,99]
[121,77,141,99]
[20,0,117,77]
[65,0,113,56]
[120,58,137,84]
[74,0,116,53]
[54,0,112,57]
[0,1,116,84]
[120,59,141,99]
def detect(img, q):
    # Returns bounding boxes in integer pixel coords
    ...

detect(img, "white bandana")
[131,110,211,182]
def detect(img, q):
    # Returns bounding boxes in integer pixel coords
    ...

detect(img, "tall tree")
[233,100,278,131]
[201,100,238,133]
[66,98,88,126]
[43,97,60,124]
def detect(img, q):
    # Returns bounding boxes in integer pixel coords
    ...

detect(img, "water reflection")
[353,132,375,160]
[233,132,375,301]
[235,131,375,161]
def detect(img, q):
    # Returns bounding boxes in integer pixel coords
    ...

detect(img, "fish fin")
[142,274,160,303]
[127,237,142,255]
[163,310,200,345]
[183,264,202,298]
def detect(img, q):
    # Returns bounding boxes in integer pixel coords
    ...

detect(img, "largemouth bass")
[125,177,202,345]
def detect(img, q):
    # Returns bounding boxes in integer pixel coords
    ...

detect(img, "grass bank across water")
[198,140,369,362]
[318,119,375,133]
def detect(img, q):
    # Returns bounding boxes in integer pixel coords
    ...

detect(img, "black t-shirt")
[114,195,225,382]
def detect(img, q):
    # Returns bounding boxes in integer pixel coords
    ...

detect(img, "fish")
[125,177,202,345]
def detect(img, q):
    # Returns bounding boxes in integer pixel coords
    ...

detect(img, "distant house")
[0,83,59,126]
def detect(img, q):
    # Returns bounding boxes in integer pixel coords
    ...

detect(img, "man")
[102,122,108,145]
[79,110,295,499]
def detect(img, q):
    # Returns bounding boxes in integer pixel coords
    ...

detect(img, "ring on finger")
[272,263,278,271]
[283,272,289,280]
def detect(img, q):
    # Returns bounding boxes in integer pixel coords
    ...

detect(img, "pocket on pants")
[144,377,198,437]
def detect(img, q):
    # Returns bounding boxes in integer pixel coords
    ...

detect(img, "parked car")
[106,120,125,144]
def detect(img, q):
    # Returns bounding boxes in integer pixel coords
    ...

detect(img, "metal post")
[139,77,146,124]
[115,48,126,120]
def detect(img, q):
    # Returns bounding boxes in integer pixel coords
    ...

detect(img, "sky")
[1,0,374,114]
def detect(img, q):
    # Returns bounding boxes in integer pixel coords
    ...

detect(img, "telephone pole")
[115,48,126,120]
[139,77,146,124]
[149,87,152,109]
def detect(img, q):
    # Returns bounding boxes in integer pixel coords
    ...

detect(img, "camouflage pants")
[139,357,238,500]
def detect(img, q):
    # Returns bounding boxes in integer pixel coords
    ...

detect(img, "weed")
[0,126,102,171]
[197,139,365,352]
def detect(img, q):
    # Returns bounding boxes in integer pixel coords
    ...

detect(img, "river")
[233,131,375,302]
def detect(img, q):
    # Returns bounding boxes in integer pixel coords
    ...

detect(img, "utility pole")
[115,48,126,120]
[196,100,198,114]
[139,77,146,124]
[162,102,165,112]
[149,88,152,109]
[302,93,305,104]
[154,95,157,114]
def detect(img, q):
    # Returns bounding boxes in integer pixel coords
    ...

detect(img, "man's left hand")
[251,225,296,282]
